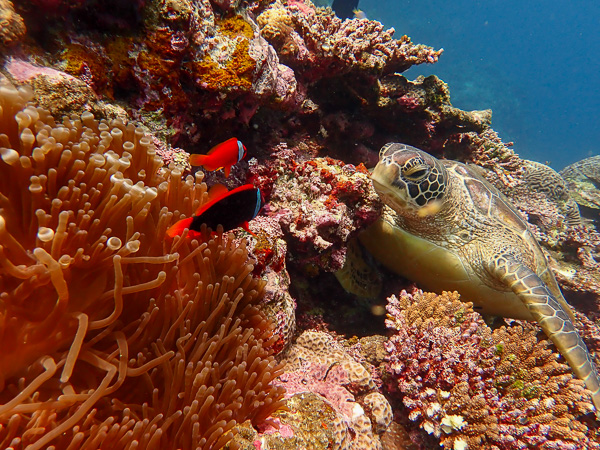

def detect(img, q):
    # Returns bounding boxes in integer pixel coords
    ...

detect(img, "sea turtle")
[561,155,600,185]
[560,155,600,222]
[520,159,581,227]
[357,143,600,415]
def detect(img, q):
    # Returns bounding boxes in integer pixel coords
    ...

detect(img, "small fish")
[166,183,261,238]
[189,138,247,177]
[353,8,367,19]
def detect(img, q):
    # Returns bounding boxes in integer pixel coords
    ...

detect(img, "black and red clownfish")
[166,183,261,238]
[189,137,247,177]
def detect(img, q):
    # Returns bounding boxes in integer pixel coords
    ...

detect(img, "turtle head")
[371,143,447,216]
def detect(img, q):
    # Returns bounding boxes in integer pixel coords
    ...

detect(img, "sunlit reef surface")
[1,0,600,448]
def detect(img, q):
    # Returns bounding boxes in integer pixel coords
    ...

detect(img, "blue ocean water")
[359,0,600,170]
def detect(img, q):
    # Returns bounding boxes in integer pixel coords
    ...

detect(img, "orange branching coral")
[0,75,285,448]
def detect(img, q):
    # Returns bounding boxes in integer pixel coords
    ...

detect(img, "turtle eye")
[404,167,428,180]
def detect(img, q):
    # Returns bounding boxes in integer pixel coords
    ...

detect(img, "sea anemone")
[0,74,285,448]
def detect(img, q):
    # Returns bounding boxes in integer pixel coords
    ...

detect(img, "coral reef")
[384,289,598,449]
[227,330,393,449]
[0,0,25,49]
[4,58,127,121]
[244,215,297,354]
[369,74,492,150]
[550,225,600,302]
[479,156,581,250]
[363,392,393,434]
[268,156,382,274]
[284,331,376,392]
[0,75,285,448]
[5,0,600,448]
[268,330,390,449]
[6,0,447,157]
[257,1,442,80]
[495,159,582,232]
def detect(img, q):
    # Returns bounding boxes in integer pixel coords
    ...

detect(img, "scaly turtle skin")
[359,143,600,415]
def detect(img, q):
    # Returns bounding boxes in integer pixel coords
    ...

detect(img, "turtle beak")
[372,160,426,214]
[371,163,410,210]
[371,160,397,192]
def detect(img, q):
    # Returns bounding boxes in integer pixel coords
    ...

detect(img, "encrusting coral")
[266,156,383,274]
[384,290,598,450]
[0,75,285,448]
[268,330,389,449]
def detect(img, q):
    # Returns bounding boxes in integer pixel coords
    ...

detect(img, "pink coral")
[5,58,79,83]
[268,155,382,273]
[277,362,356,418]
[272,330,390,449]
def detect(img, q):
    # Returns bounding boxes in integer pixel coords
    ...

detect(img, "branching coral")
[384,290,598,449]
[445,128,523,189]
[0,75,285,448]
[258,0,442,80]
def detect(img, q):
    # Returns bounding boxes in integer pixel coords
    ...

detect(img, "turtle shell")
[450,161,569,312]
[451,162,529,235]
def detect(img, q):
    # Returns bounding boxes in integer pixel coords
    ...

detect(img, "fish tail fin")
[166,217,193,238]
[189,154,208,167]
[241,221,257,237]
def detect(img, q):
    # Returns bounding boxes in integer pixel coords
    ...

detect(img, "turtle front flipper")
[334,238,382,299]
[488,254,600,418]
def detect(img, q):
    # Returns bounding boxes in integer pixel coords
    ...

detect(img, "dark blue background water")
[360,0,600,169]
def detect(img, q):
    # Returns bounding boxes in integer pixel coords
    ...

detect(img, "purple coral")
[384,290,598,449]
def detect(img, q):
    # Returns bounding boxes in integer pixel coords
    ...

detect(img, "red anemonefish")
[188,138,247,177]
[166,183,262,238]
